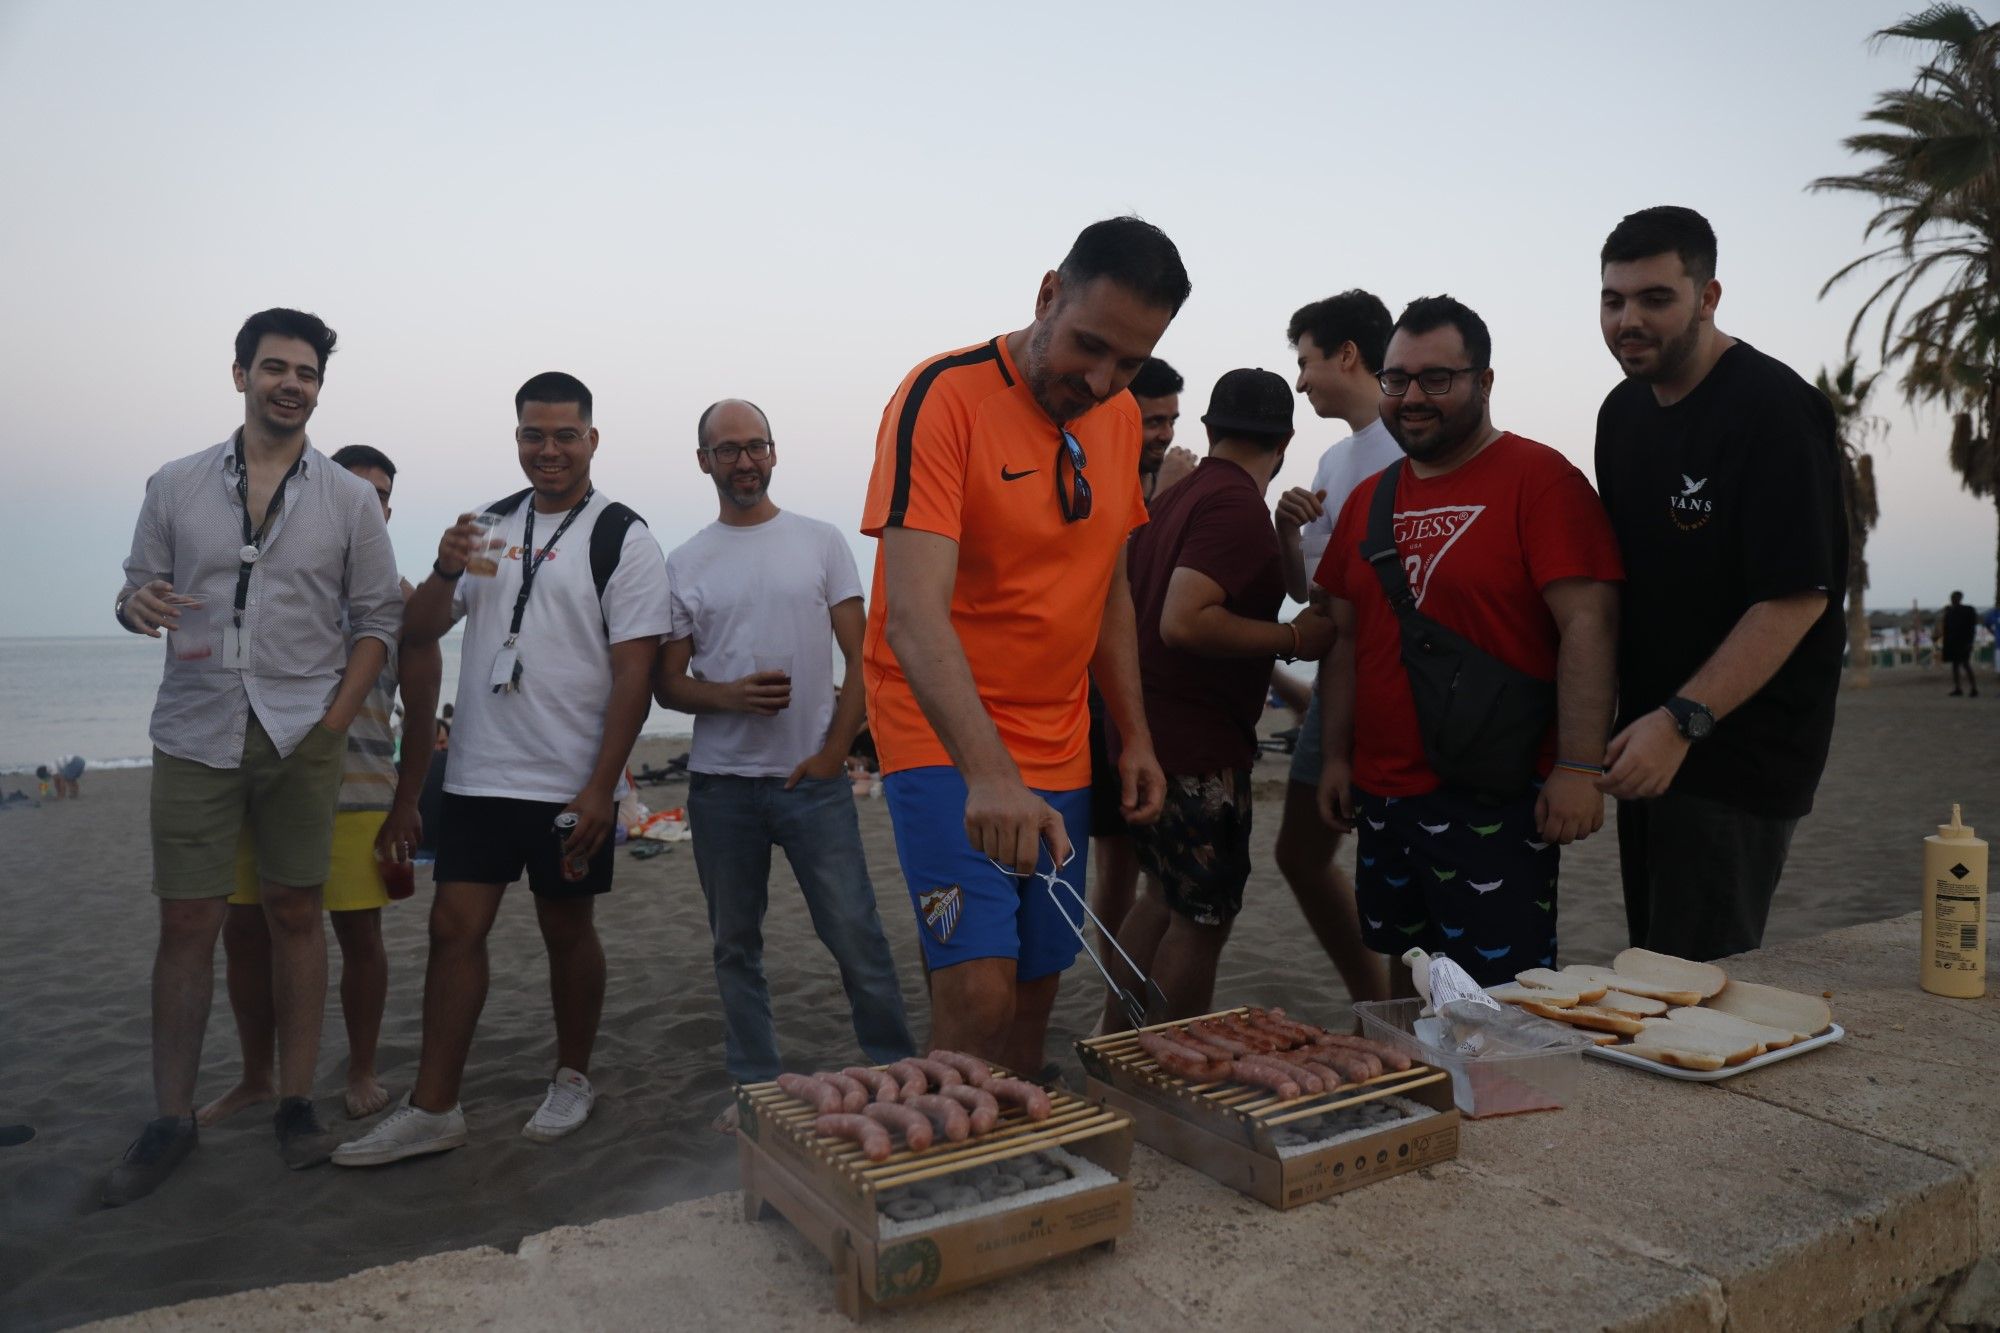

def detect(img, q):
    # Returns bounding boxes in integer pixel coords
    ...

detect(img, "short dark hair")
[1392,295,1492,370]
[1128,358,1183,399]
[1057,216,1192,316]
[695,398,773,448]
[234,308,336,376]
[331,444,396,479]
[1601,205,1718,286]
[1951,590,1965,602]
[1286,290,1393,374]
[515,371,592,421]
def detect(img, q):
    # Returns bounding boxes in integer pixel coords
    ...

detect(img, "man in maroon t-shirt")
[1313,297,1622,990]
[1108,369,1335,1023]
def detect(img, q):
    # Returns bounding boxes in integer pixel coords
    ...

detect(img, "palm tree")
[1816,359,1887,684]
[1813,3,2000,603]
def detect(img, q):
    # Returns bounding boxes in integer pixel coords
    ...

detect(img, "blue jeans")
[687,771,915,1082]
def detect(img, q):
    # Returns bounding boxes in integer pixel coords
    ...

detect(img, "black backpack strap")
[1358,461,1417,613]
[588,502,645,635]
[485,488,533,518]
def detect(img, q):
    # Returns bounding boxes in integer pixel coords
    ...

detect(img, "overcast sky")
[2,0,1992,639]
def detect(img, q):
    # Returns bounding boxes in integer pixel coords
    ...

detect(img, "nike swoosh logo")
[1000,465,1039,481]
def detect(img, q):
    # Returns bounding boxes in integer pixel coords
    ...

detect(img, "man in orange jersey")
[861,217,1189,1075]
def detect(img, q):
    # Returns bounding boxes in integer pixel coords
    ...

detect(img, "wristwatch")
[114,590,134,631]
[1662,696,1716,741]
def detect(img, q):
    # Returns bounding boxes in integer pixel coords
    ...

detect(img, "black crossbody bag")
[1360,461,1553,802]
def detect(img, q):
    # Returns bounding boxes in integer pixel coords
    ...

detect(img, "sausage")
[910,1056,965,1090]
[1314,1033,1412,1072]
[815,1112,892,1162]
[861,1101,935,1152]
[817,1071,870,1113]
[1167,1028,1238,1062]
[938,1084,1000,1135]
[843,1066,901,1104]
[1244,1053,1324,1095]
[884,1060,932,1100]
[1302,1043,1381,1082]
[926,1049,992,1086]
[1138,1030,1229,1080]
[776,1073,842,1114]
[1186,1019,1256,1056]
[1226,1058,1301,1100]
[986,1077,1052,1121]
[1214,1015,1285,1052]
[1244,1012,1314,1047]
[1250,1007,1328,1042]
[905,1093,971,1142]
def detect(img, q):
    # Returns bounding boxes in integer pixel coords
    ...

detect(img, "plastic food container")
[1353,998,1596,1118]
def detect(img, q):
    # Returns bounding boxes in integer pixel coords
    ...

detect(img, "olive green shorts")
[151,716,348,899]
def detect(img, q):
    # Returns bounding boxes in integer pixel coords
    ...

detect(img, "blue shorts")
[882,766,1091,982]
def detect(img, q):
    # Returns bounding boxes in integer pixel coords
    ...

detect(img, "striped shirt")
[121,433,404,768]
[337,647,400,812]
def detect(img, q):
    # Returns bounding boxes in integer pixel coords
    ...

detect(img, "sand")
[1,665,1996,1331]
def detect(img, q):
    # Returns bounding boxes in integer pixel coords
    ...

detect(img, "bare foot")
[709,1101,740,1136]
[344,1074,391,1120]
[197,1080,275,1126]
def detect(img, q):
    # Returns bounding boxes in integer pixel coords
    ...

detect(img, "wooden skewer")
[864,1116,1126,1188]
[1256,1071,1447,1125]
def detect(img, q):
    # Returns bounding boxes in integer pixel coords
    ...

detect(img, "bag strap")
[485,487,533,519]
[1358,461,1417,613]
[488,490,645,638]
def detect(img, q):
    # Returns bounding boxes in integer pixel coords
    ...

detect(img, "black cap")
[1200,368,1294,437]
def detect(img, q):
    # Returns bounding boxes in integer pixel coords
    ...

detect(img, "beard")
[1383,389,1487,465]
[1024,319,1100,424]
[714,470,768,510]
[1617,310,1702,383]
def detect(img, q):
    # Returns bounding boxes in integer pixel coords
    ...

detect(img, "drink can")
[554,812,589,881]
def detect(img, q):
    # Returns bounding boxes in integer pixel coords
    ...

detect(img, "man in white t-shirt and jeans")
[658,400,915,1130]
[1271,290,1402,1005]
[335,372,673,1166]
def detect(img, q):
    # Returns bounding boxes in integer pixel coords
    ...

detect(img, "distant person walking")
[106,308,404,1204]
[54,756,85,799]
[1941,591,1979,697]
[658,399,914,1130]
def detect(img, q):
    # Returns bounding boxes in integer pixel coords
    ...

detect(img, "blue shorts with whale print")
[1351,784,1559,987]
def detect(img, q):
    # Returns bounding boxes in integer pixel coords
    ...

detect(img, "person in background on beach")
[1984,604,2000,683]
[862,216,1183,1074]
[1595,206,1848,961]
[53,755,85,798]
[1314,296,1623,991]
[334,372,671,1167]
[34,765,51,799]
[1083,356,1183,991]
[1272,290,1404,1004]
[1940,591,1979,698]
[1107,368,1334,1024]
[200,445,441,1127]
[106,308,403,1204]
[657,399,915,1131]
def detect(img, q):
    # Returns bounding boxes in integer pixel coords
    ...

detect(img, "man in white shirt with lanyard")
[336,371,672,1166]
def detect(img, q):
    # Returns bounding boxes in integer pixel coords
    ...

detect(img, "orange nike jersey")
[860,334,1146,788]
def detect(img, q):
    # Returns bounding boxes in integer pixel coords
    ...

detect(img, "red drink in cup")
[378,856,417,901]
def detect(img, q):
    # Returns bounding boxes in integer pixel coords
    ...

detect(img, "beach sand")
[2,665,1996,1330]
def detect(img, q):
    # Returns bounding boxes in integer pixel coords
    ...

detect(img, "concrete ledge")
[86,913,2000,1332]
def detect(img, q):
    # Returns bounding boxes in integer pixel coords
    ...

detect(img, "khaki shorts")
[229,810,390,911]
[151,717,347,900]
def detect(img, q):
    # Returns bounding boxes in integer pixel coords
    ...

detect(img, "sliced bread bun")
[1625,1018,1761,1070]
[1515,967,1608,1003]
[1664,1006,1796,1051]
[1518,1001,1646,1037]
[1593,990,1668,1018]
[1490,982,1580,1008]
[1704,981,1831,1040]
[1611,947,1728,1000]
[1558,965,1704,1007]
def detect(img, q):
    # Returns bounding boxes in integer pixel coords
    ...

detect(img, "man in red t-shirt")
[1312,296,1622,989]
[1110,369,1335,1025]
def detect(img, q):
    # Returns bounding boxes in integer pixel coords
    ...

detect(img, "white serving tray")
[1584,1022,1846,1082]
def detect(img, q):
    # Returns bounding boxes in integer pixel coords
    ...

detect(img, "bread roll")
[1558,965,1703,1007]
[1703,981,1831,1040]
[1514,967,1608,1002]
[1490,982,1581,1008]
[1664,1006,1796,1051]
[1593,990,1668,1018]
[1518,1001,1645,1037]
[1624,1019,1761,1070]
[1611,947,1728,1000]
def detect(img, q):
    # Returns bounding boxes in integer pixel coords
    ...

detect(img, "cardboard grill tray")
[736,1066,1134,1321]
[1077,1007,1460,1209]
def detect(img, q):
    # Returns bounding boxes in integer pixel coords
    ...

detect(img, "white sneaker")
[331,1096,468,1167]
[522,1067,595,1143]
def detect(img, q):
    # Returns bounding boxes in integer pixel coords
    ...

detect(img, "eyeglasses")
[703,439,773,464]
[1376,367,1480,397]
[1057,430,1092,522]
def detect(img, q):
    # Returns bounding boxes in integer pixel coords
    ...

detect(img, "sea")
[0,634,692,774]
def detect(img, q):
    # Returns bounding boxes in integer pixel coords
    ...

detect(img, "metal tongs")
[988,851,1169,1031]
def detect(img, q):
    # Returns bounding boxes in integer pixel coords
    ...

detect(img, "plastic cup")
[168,594,213,662]
[378,857,417,901]
[466,512,504,577]
[753,652,793,712]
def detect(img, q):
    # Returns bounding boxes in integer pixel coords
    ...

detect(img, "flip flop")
[0,1125,34,1147]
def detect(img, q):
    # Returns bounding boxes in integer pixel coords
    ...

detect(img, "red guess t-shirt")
[1313,432,1623,796]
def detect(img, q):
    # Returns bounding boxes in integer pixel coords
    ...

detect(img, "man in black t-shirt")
[1593,206,1847,962]
[1940,591,1980,697]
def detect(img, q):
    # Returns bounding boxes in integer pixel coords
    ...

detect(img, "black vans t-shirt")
[1594,342,1847,819]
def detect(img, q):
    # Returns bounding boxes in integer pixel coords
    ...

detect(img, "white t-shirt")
[665,510,864,778]
[446,491,673,803]
[1299,417,1404,578]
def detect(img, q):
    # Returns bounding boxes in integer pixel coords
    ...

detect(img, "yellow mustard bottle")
[1922,805,1989,998]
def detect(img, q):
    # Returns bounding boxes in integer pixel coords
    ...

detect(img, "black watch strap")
[431,559,465,583]
[1663,696,1715,741]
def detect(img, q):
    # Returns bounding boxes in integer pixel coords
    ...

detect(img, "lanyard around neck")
[507,488,594,639]
[232,434,305,628]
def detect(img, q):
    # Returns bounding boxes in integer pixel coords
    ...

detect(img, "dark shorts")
[1352,784,1558,987]
[1127,768,1253,927]
[1086,686,1125,839]
[1942,640,1973,665]
[434,792,613,898]
[1617,790,1797,962]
